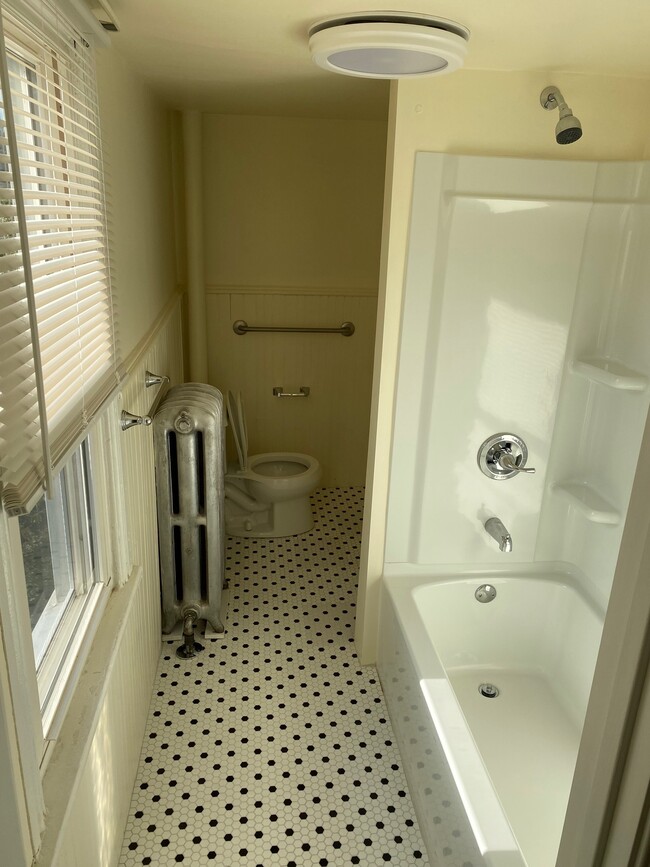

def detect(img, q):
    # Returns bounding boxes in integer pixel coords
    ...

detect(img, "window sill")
[36,566,144,865]
[39,579,112,758]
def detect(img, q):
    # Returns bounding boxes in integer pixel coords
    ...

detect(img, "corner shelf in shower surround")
[573,357,648,391]
[553,482,620,524]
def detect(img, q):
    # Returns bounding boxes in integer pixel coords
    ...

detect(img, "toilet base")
[225,495,314,538]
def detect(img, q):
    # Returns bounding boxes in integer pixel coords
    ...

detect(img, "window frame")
[0,2,125,860]
[47,413,118,746]
[1,401,121,757]
[29,441,97,668]
[28,435,111,740]
[0,369,128,867]
[0,3,121,751]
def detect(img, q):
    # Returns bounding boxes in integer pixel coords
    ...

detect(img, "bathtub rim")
[378,562,605,867]
[384,560,605,615]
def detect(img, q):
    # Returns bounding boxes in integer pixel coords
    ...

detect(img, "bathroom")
[1,2,650,867]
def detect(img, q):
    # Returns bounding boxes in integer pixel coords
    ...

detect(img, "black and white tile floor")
[119,488,429,867]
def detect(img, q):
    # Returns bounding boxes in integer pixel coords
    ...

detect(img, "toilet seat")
[246,451,320,484]
[249,455,312,477]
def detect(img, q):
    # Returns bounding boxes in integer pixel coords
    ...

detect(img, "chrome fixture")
[484,517,513,553]
[120,410,152,431]
[233,319,354,337]
[272,386,310,398]
[540,86,583,145]
[478,433,536,480]
[475,583,497,603]
[478,683,500,698]
[145,370,170,388]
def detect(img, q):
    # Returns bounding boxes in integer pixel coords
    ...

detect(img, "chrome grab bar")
[273,386,310,398]
[233,319,354,337]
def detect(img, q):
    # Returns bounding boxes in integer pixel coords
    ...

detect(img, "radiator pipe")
[183,111,208,382]
[176,607,204,659]
[225,481,267,512]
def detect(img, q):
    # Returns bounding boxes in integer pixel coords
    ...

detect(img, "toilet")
[224,391,321,538]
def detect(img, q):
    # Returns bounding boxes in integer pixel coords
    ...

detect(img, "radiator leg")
[176,608,204,659]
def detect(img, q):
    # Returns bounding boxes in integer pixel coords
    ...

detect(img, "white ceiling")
[106,1,650,119]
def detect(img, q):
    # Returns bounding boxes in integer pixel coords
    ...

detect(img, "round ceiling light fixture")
[308,12,469,79]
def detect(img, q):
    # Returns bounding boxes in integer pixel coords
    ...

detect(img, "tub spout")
[485,517,512,553]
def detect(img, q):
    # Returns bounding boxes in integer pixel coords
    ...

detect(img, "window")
[18,437,104,731]
[0,1,122,741]
[0,2,124,856]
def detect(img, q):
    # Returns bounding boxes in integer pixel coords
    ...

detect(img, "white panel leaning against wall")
[0,0,152,863]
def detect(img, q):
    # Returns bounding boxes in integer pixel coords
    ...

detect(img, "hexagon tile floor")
[118,487,430,867]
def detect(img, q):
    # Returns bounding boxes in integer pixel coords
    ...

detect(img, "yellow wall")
[95,48,179,358]
[202,114,386,291]
[202,114,386,484]
[392,70,650,162]
[356,69,650,661]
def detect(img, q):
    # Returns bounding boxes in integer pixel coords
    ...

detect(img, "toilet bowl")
[224,392,321,538]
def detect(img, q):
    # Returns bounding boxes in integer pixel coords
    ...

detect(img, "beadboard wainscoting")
[43,295,184,867]
[120,295,185,577]
[206,289,377,486]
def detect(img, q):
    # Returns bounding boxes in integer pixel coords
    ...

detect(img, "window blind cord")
[0,7,53,497]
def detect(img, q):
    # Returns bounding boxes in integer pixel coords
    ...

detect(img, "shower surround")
[378,152,650,866]
[119,488,430,866]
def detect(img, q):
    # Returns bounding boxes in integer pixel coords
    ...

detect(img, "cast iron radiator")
[153,383,226,633]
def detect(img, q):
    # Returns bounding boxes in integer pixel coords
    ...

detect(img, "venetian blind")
[0,0,121,515]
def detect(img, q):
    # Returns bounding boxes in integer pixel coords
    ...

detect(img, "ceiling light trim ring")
[309,18,469,79]
[308,12,469,41]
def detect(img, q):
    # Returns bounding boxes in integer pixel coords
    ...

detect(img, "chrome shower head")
[540,85,583,145]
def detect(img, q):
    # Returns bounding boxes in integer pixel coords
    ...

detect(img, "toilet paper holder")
[273,386,310,398]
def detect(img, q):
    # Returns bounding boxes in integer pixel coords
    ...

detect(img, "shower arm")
[541,87,571,117]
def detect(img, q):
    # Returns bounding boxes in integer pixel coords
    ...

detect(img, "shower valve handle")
[478,433,535,480]
[497,450,536,475]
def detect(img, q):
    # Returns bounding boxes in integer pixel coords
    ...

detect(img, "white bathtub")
[377,570,604,867]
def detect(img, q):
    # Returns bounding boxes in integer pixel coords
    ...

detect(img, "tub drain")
[478,683,499,698]
[475,584,497,603]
